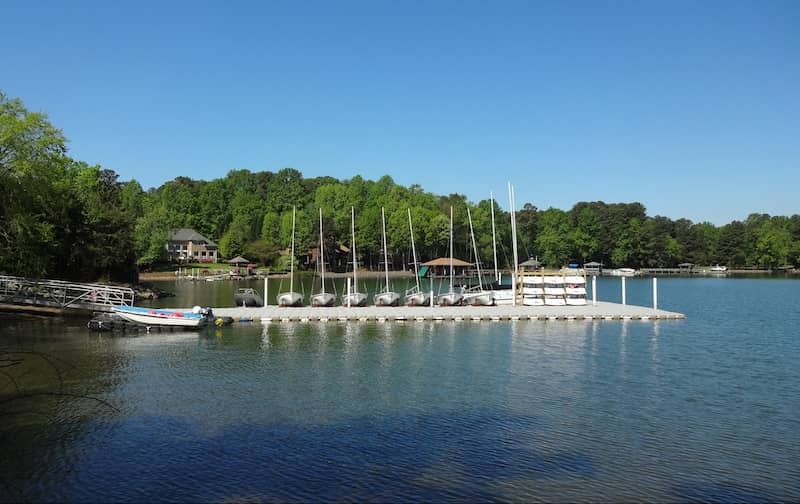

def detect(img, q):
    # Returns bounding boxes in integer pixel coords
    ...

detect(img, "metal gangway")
[0,275,134,313]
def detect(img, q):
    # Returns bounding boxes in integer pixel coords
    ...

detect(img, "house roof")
[170,228,217,246]
[421,257,473,267]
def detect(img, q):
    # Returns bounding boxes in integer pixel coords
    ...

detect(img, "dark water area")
[1,278,799,502]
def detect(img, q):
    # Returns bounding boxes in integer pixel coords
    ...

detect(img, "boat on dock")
[277,206,304,307]
[310,208,336,307]
[374,207,400,307]
[112,305,209,327]
[405,208,431,307]
[461,207,494,306]
[565,272,587,306]
[437,206,463,306]
[342,207,368,307]
[234,288,264,307]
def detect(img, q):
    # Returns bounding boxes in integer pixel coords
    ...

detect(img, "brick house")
[166,228,218,263]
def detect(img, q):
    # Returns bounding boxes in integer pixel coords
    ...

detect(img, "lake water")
[1,277,799,502]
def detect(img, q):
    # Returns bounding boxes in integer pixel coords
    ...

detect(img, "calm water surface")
[1,277,799,502]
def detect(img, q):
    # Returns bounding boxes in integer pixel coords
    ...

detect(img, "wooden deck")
[206,301,684,323]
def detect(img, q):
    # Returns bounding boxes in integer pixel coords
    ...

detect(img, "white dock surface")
[205,301,684,323]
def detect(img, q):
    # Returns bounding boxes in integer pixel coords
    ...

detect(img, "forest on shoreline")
[2,91,799,283]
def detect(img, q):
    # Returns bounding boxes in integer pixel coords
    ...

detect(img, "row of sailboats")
[277,188,520,308]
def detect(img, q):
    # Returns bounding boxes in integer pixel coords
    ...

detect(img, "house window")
[201,251,206,257]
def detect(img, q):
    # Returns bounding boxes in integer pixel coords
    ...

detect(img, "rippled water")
[1,278,799,502]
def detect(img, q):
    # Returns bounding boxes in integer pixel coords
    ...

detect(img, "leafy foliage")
[2,90,799,280]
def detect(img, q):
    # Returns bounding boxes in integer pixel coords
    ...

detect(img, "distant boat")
[404,208,431,307]
[277,206,304,307]
[710,264,728,273]
[342,207,367,307]
[112,305,207,327]
[234,288,263,307]
[373,207,400,307]
[310,208,336,307]
[610,267,637,277]
[437,206,463,306]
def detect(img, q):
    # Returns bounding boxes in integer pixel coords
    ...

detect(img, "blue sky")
[2,0,798,225]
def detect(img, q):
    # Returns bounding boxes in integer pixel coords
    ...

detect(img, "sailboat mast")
[318,208,325,293]
[351,207,358,290]
[449,206,454,293]
[381,207,390,291]
[467,207,482,290]
[290,206,296,293]
[408,208,420,291]
[490,191,499,282]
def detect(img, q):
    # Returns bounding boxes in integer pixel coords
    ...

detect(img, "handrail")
[0,275,135,312]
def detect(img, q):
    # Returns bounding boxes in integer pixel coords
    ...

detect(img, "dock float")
[203,301,684,324]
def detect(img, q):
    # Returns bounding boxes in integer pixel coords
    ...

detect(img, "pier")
[207,302,684,324]
[0,275,134,314]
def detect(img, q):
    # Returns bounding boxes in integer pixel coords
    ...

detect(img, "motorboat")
[710,264,728,273]
[610,268,637,277]
[112,305,208,327]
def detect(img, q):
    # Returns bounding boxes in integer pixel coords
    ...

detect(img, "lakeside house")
[166,228,219,263]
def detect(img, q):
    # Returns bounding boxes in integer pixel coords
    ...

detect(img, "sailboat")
[276,206,304,307]
[437,206,463,306]
[342,207,367,307]
[461,207,495,306]
[404,208,431,306]
[310,208,336,307]
[373,207,400,306]
[485,191,514,305]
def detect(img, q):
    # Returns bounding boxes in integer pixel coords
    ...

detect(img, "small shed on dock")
[520,257,542,271]
[226,256,253,276]
[584,261,603,275]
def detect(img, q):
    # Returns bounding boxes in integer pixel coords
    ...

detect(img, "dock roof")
[421,257,473,267]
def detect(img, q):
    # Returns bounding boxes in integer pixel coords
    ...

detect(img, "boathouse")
[420,257,473,277]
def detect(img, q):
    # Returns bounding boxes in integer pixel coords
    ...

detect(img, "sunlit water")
[1,278,799,502]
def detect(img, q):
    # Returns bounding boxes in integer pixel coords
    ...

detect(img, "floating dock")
[205,301,684,324]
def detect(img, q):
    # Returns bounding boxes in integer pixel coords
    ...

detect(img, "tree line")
[2,91,798,283]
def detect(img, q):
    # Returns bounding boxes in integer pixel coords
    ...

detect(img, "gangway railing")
[0,275,135,312]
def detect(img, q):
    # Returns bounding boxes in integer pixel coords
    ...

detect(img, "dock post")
[622,276,627,305]
[264,272,269,307]
[430,289,434,307]
[653,277,658,310]
[592,276,597,306]
[347,278,351,308]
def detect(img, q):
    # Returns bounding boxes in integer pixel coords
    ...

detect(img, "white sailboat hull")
[342,292,367,307]
[277,292,304,307]
[405,291,431,306]
[310,292,336,307]
[462,291,494,306]
[437,292,463,306]
[374,291,400,306]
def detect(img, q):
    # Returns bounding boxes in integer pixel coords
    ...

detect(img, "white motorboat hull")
[277,292,304,307]
[112,306,205,327]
